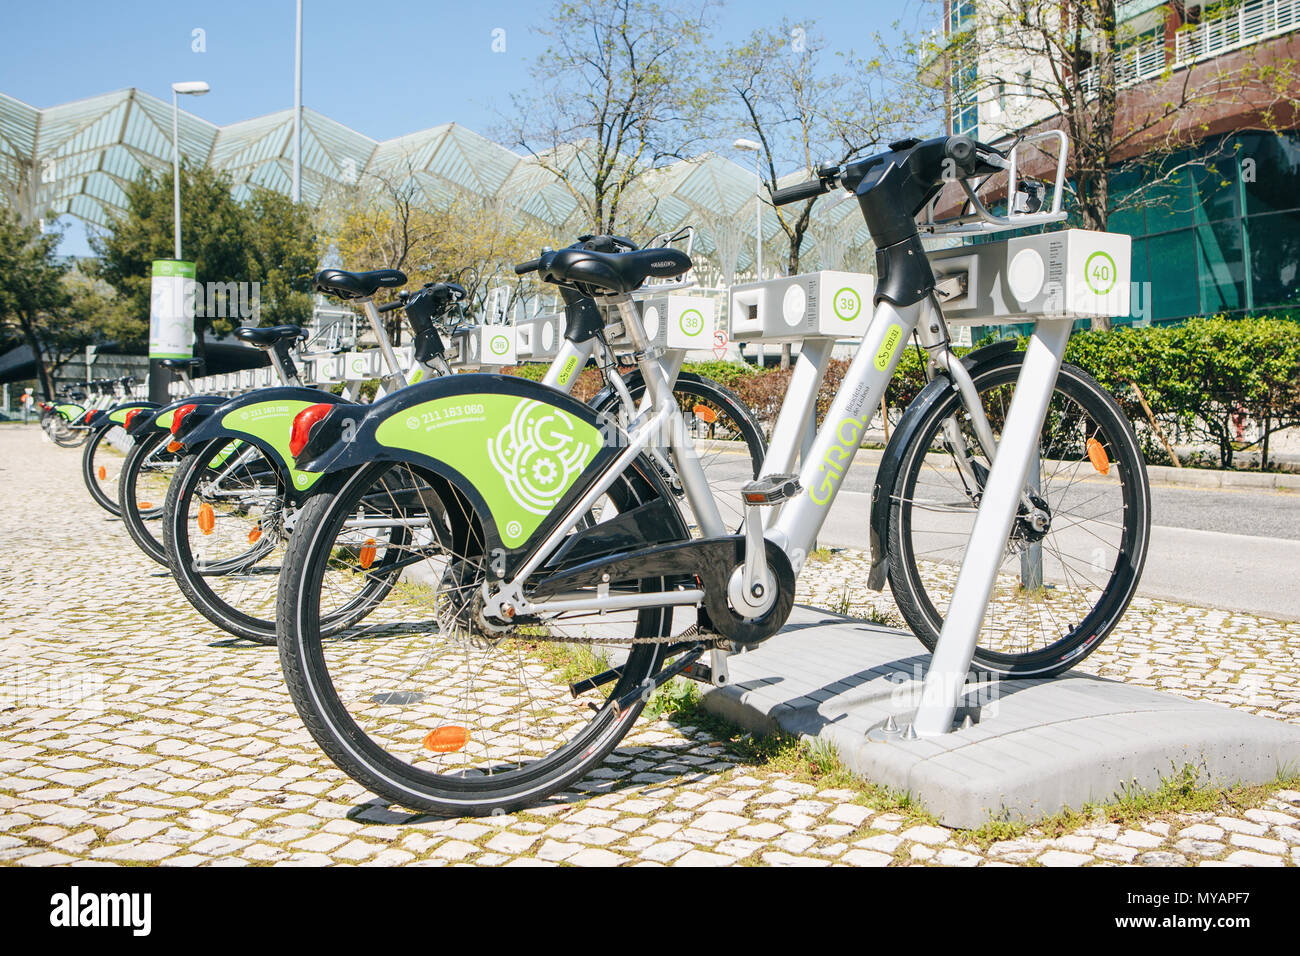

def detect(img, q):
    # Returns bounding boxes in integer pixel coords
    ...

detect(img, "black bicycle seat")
[537,247,691,295]
[314,268,407,299]
[235,325,306,349]
[160,357,204,370]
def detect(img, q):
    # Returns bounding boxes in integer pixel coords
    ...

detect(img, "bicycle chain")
[508,621,708,647]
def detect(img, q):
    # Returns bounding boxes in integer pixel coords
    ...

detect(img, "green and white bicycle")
[274,134,1150,815]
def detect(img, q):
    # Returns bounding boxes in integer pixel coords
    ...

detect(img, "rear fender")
[866,339,1020,589]
[294,374,667,566]
[180,387,355,498]
[89,401,158,433]
[128,395,226,439]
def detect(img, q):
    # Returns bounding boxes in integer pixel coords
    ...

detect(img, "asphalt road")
[698,443,1300,621]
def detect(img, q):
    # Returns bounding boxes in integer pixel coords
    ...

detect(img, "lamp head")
[172,81,210,96]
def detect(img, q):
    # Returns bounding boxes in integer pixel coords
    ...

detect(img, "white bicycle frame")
[497,133,1078,735]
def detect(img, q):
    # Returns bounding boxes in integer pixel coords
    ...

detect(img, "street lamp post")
[170,81,210,260]
[734,139,763,281]
[153,81,209,403]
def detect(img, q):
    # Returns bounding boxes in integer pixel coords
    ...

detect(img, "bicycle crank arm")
[610,643,706,717]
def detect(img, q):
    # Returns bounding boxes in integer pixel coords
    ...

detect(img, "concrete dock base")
[701,606,1300,829]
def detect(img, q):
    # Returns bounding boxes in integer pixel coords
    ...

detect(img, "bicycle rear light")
[289,403,335,458]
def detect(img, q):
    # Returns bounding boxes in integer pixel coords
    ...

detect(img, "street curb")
[1146,463,1300,492]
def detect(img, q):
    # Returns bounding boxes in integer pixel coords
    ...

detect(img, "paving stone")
[3,427,1299,870]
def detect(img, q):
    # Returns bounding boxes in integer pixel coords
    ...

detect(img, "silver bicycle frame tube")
[767,299,926,567]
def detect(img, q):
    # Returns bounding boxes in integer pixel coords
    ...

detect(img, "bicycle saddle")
[314,268,407,299]
[160,357,204,370]
[235,325,307,349]
[537,247,691,295]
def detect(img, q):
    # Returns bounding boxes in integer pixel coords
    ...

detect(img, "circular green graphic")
[490,335,509,355]
[833,287,861,321]
[678,308,705,337]
[1084,251,1117,295]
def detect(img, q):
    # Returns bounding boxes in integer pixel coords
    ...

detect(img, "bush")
[491,315,1300,471]
[1066,316,1300,469]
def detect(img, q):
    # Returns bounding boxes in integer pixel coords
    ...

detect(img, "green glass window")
[1147,229,1199,320]
[1247,210,1300,309]
[1195,219,1245,313]
[1241,132,1300,217]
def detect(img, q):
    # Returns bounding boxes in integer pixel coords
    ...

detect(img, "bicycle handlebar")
[515,257,542,276]
[771,178,831,206]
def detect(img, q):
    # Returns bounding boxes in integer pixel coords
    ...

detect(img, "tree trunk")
[16,311,55,399]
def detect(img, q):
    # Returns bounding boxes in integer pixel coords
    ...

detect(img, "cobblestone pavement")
[2,424,1299,867]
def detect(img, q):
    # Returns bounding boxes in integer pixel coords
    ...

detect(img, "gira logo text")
[809,415,870,505]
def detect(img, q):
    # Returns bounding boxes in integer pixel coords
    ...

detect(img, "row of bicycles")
[58,132,1150,816]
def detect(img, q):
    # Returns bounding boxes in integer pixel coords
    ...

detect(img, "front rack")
[918,130,1070,237]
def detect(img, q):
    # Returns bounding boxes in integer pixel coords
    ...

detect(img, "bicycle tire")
[885,353,1150,678]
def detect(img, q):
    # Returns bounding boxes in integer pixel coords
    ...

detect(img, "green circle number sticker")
[678,309,705,337]
[1084,251,1117,295]
[833,287,861,321]
[490,335,509,355]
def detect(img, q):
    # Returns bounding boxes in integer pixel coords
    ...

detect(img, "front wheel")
[885,354,1150,679]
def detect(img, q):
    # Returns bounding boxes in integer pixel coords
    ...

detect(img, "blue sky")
[2,0,933,253]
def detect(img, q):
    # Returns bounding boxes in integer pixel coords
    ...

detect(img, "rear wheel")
[885,354,1150,678]
[276,458,682,816]
[165,439,407,643]
[118,430,183,565]
[82,424,131,515]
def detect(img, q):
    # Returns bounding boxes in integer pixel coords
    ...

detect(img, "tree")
[90,163,316,356]
[43,267,133,382]
[327,165,549,339]
[0,208,70,398]
[716,20,918,365]
[509,0,718,236]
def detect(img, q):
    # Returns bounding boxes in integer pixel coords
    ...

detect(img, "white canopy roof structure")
[0,88,875,279]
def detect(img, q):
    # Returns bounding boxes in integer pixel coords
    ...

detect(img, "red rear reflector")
[289,403,335,458]
[124,409,141,429]
[197,502,215,535]
[423,726,469,753]
[171,404,197,436]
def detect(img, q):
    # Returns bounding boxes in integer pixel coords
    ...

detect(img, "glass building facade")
[1110,130,1300,323]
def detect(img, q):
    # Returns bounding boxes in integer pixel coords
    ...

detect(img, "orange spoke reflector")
[97,465,107,480]
[167,441,183,453]
[138,501,152,509]
[359,537,377,569]
[1086,438,1110,475]
[197,502,215,535]
[248,526,262,544]
[692,404,718,424]
[423,726,469,753]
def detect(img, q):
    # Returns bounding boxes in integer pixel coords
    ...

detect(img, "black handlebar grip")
[770,179,827,206]
[377,299,405,313]
[514,258,542,275]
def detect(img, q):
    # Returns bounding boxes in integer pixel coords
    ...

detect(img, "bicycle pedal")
[740,473,801,506]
